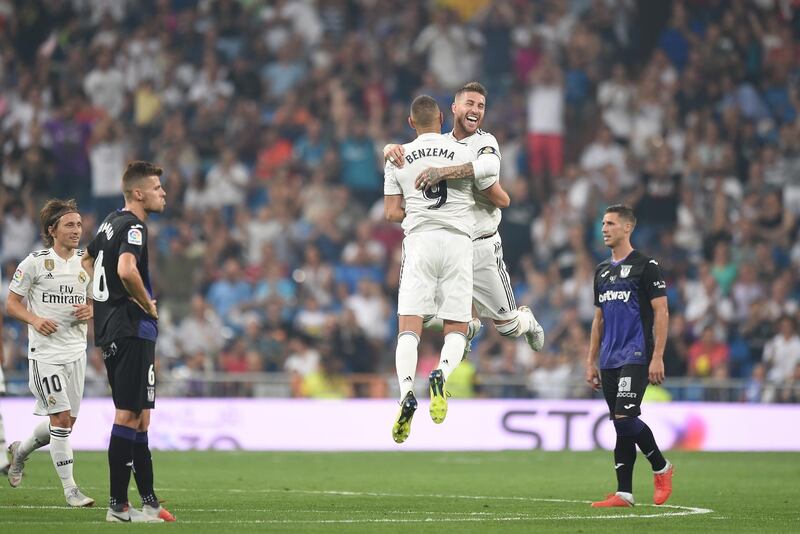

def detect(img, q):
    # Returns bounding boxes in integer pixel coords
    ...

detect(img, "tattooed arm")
[414,163,476,190]
[414,151,501,189]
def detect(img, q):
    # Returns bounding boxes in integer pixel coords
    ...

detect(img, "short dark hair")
[605,204,636,226]
[122,160,163,200]
[455,81,488,99]
[410,95,440,127]
[40,198,79,247]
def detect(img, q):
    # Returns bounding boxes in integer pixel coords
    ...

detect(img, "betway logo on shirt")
[598,289,631,303]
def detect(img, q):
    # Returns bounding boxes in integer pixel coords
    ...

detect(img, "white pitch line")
[0,506,496,515]
[0,488,714,521]
[165,487,715,518]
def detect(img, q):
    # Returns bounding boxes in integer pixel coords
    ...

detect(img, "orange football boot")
[653,463,674,505]
[591,493,634,507]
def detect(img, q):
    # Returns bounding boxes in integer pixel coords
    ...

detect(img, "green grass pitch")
[1,450,798,532]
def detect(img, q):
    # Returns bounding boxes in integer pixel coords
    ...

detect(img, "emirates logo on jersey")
[42,285,85,304]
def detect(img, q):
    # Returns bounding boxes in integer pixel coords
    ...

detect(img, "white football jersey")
[9,248,90,363]
[445,129,502,239]
[384,132,482,237]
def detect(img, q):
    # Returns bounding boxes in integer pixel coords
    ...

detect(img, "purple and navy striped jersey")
[593,250,666,369]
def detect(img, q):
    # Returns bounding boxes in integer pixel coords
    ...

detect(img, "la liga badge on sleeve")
[127,228,143,245]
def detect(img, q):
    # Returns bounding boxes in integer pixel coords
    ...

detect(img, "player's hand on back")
[32,316,59,336]
[585,364,601,391]
[130,297,159,319]
[415,167,444,190]
[145,299,158,319]
[72,303,93,321]
[384,144,405,168]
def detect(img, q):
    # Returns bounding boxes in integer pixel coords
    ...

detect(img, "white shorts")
[28,356,86,417]
[398,229,473,322]
[472,232,517,321]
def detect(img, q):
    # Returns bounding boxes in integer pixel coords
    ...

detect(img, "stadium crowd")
[0,0,799,402]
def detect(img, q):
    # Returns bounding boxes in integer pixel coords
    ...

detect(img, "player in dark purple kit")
[585,204,674,507]
[82,161,176,522]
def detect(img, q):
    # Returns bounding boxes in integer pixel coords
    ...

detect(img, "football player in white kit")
[385,82,544,353]
[5,198,94,507]
[385,95,510,443]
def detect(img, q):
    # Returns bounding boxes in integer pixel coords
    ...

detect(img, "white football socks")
[616,491,635,504]
[19,420,51,457]
[496,315,521,337]
[49,426,76,492]
[438,332,467,381]
[496,310,533,338]
[654,460,672,474]
[395,332,419,400]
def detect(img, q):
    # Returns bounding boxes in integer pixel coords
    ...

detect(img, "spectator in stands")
[528,352,573,399]
[206,258,251,320]
[178,295,225,361]
[285,335,321,396]
[293,296,329,339]
[345,279,390,344]
[83,47,126,119]
[597,63,635,143]
[0,0,797,402]
[159,234,203,320]
[413,8,483,90]
[341,221,386,267]
[336,119,381,206]
[0,198,37,263]
[775,364,800,403]
[763,316,800,384]
[580,125,627,180]
[88,117,127,217]
[205,147,249,210]
[687,325,730,378]
[526,55,564,198]
[663,314,689,377]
